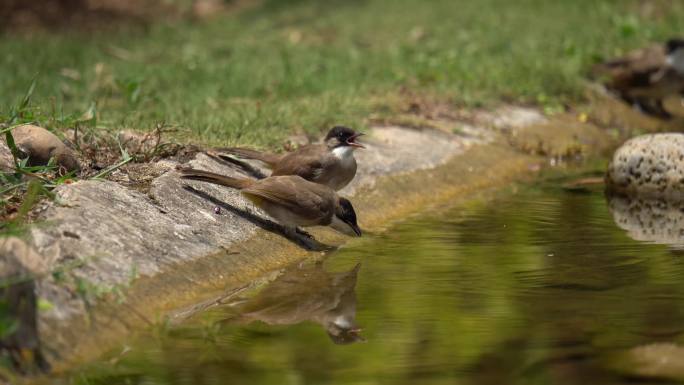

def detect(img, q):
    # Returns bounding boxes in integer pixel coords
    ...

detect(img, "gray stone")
[606,133,684,200]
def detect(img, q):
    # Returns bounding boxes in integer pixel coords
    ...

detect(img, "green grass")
[1,0,683,148]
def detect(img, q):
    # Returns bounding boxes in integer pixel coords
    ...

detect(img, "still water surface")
[64,178,684,384]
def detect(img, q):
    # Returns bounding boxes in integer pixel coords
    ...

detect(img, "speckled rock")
[608,195,684,247]
[9,124,80,173]
[606,134,684,200]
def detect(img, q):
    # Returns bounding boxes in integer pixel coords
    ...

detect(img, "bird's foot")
[295,227,314,239]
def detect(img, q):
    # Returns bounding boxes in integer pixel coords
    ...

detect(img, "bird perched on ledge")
[178,167,362,238]
[213,126,364,191]
[592,38,684,119]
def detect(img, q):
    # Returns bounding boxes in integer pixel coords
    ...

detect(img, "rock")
[606,133,684,200]
[608,195,684,247]
[8,124,80,173]
[606,343,684,381]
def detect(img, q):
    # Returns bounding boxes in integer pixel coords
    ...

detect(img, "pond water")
[58,174,684,385]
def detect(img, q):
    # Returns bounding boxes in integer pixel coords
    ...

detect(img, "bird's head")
[666,38,684,54]
[666,38,684,74]
[325,126,365,149]
[331,197,362,237]
[326,321,365,345]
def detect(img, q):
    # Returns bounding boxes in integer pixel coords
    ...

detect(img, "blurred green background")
[2,0,683,147]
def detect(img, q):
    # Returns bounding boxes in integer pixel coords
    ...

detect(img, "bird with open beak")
[214,126,365,191]
[592,38,684,119]
[178,167,362,238]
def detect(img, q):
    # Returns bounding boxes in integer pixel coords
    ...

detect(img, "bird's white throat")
[667,48,684,75]
[333,316,352,328]
[332,146,356,161]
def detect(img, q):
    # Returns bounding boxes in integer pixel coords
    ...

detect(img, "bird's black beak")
[347,221,362,237]
[346,132,365,148]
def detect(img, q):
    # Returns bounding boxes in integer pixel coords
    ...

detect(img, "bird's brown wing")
[242,176,335,222]
[271,144,330,181]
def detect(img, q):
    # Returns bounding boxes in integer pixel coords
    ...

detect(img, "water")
[60,178,684,384]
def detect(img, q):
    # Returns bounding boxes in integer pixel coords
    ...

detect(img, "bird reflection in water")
[222,262,364,344]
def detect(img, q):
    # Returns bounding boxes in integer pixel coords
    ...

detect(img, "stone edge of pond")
[8,104,630,375]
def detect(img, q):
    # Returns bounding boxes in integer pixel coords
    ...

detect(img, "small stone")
[606,343,684,381]
[8,124,80,174]
[607,133,684,200]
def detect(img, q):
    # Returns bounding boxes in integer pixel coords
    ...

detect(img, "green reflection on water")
[64,181,684,385]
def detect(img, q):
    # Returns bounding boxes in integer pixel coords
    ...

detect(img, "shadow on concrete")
[183,185,334,252]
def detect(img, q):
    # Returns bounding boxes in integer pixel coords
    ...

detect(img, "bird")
[213,126,365,191]
[592,38,684,119]
[178,167,362,238]
[226,262,364,344]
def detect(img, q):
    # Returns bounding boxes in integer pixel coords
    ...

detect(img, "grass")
[1,0,682,148]
[0,0,683,227]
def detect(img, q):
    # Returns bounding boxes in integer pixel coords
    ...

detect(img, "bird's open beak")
[348,328,366,342]
[346,133,365,148]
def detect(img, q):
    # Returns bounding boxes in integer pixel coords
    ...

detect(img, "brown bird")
[215,126,364,191]
[592,38,684,119]
[178,168,362,237]
[227,262,364,344]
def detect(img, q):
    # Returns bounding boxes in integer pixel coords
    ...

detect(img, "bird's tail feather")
[178,167,253,189]
[213,147,280,167]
